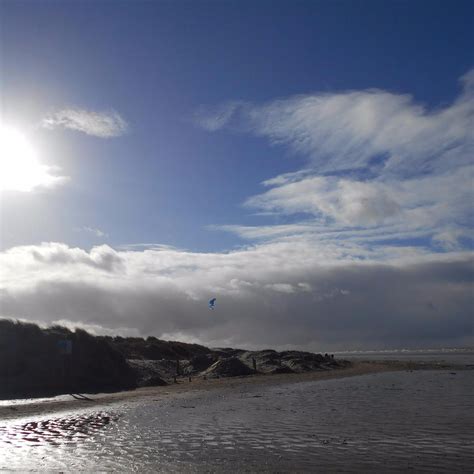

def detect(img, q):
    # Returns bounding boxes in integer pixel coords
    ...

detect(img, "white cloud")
[265,283,296,293]
[196,71,473,178]
[8,242,125,275]
[0,242,472,350]
[212,223,322,240]
[80,227,108,238]
[42,108,128,138]
[200,69,474,258]
[245,166,472,230]
[246,176,402,225]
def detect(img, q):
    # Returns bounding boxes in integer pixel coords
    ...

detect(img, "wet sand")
[1,364,472,472]
[0,359,466,422]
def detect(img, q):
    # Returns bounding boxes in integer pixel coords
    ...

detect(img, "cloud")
[1,73,471,351]
[42,108,128,138]
[245,176,402,225]
[211,223,322,240]
[201,70,474,258]
[193,101,244,132]
[196,70,473,178]
[0,242,472,351]
[12,242,124,273]
[184,70,474,350]
[432,228,468,250]
[244,166,473,231]
[79,227,108,238]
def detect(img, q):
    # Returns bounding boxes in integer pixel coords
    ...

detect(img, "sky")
[0,0,473,351]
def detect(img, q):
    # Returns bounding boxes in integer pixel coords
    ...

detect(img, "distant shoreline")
[1,359,470,422]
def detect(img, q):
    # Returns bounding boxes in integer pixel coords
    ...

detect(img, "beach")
[1,357,473,472]
[0,359,460,421]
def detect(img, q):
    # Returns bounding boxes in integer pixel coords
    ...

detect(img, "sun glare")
[0,125,59,192]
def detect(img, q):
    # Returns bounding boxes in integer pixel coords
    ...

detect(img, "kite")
[208,297,217,310]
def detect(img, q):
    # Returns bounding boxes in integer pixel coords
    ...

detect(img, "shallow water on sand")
[0,370,473,472]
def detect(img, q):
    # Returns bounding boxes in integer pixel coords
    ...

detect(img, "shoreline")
[0,360,469,422]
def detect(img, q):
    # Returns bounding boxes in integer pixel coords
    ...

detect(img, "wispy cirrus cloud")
[79,226,108,238]
[199,69,474,255]
[195,70,473,178]
[244,166,473,232]
[193,101,244,132]
[42,108,128,138]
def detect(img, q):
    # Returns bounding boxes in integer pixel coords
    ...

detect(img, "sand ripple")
[0,370,472,472]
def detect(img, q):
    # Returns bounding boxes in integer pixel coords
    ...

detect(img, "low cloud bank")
[1,242,472,351]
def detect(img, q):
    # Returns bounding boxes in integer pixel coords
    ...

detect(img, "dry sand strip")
[0,360,467,422]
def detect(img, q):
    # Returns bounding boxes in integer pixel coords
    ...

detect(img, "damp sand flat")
[0,368,472,472]
[0,360,460,421]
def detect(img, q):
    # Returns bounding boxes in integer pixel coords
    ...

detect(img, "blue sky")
[0,0,473,349]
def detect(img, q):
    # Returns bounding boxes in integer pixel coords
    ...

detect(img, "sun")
[0,125,62,192]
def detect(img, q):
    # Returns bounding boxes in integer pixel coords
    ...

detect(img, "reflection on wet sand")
[0,412,117,448]
[0,370,472,472]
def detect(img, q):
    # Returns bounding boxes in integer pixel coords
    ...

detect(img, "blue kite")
[208,297,217,310]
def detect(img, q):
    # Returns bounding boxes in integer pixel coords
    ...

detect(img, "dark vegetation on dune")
[0,320,348,400]
[0,320,136,399]
[108,335,212,361]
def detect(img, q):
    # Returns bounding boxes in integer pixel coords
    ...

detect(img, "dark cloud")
[30,243,124,272]
[1,244,472,351]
